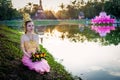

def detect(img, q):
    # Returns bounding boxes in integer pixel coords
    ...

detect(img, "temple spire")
[39,0,43,10]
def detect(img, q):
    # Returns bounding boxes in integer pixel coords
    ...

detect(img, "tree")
[0,0,21,20]
[56,10,69,19]
[44,10,56,19]
[59,3,65,10]
[104,0,120,18]
[66,0,81,19]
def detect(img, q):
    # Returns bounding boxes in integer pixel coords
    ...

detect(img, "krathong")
[30,50,46,62]
[91,12,115,25]
[91,12,115,37]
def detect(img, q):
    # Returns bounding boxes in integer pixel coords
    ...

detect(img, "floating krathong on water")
[91,12,115,24]
[91,12,115,37]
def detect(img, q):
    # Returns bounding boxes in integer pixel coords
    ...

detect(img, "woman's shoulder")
[33,34,39,38]
[21,34,28,40]
[33,34,39,41]
[21,34,26,38]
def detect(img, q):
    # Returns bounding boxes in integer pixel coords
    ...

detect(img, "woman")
[21,20,50,74]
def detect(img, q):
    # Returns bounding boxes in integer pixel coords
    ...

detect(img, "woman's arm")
[21,35,31,57]
[36,34,40,51]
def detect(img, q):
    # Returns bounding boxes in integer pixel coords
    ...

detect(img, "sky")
[12,0,72,12]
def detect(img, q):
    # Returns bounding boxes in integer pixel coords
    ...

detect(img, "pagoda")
[33,0,46,19]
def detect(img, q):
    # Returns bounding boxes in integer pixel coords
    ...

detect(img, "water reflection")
[91,25,115,37]
[36,24,120,80]
[78,24,85,32]
[42,24,120,45]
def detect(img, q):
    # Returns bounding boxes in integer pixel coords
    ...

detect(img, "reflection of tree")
[103,27,120,45]
[44,25,120,45]
[45,25,100,42]
[71,26,101,42]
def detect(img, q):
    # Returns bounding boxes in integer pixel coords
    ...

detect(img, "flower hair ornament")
[22,13,32,27]
[22,12,33,34]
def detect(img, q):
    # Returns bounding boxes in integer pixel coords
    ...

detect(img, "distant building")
[78,11,84,19]
[32,0,46,20]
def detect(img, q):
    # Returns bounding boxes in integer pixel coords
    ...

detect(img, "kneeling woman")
[20,20,50,74]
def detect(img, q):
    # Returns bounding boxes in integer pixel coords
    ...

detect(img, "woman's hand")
[24,52,31,58]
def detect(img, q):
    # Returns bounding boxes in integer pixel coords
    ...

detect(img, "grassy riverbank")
[0,25,75,80]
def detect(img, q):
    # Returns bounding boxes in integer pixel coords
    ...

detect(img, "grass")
[0,25,75,80]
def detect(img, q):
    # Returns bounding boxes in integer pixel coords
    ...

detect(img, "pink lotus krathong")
[91,12,115,24]
[91,11,116,37]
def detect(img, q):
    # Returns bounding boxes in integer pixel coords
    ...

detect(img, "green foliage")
[104,27,120,45]
[58,0,119,19]
[0,0,22,20]
[81,2,103,18]
[104,0,120,19]
[81,0,120,18]
[56,10,70,19]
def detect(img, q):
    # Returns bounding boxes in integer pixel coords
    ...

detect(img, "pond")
[36,24,120,80]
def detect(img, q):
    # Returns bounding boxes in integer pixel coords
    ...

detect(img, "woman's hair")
[24,20,32,34]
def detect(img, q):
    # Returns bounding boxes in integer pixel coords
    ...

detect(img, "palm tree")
[59,3,65,10]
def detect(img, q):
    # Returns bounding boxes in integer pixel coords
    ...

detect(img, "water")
[37,24,120,80]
